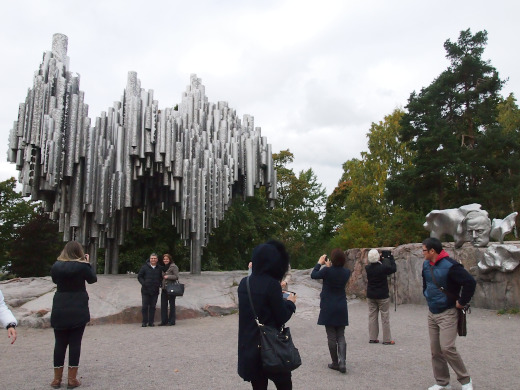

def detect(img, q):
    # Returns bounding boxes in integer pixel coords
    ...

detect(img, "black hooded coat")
[237,243,296,382]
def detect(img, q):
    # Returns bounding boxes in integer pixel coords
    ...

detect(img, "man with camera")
[421,237,476,390]
[365,249,396,345]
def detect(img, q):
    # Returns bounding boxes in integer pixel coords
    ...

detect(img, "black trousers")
[53,325,86,367]
[141,293,159,325]
[160,289,176,324]
[251,371,292,390]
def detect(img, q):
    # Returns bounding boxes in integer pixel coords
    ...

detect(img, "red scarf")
[429,249,449,266]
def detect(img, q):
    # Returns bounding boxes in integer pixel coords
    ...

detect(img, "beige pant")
[367,297,391,342]
[428,308,470,386]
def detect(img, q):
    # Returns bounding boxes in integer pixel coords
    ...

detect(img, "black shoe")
[158,323,167,326]
[328,363,339,371]
[169,322,176,326]
[148,323,155,327]
[141,323,147,327]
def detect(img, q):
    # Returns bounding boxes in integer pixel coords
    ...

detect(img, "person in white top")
[0,288,17,344]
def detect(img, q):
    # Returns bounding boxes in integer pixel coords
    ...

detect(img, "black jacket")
[366,256,397,299]
[138,262,163,295]
[237,243,295,382]
[50,260,97,330]
[311,263,351,326]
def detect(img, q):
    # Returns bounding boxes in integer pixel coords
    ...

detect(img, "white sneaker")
[461,379,473,390]
[428,385,452,390]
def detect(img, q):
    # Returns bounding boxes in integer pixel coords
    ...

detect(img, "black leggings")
[325,325,346,347]
[251,371,292,390]
[53,325,86,367]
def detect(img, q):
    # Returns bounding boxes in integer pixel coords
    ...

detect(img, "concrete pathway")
[2,300,519,390]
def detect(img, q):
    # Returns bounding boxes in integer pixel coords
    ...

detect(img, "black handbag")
[246,276,301,373]
[165,280,184,296]
[457,304,470,337]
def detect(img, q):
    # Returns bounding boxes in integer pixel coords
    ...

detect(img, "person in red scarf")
[421,237,476,390]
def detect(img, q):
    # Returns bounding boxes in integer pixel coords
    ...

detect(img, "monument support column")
[191,233,201,274]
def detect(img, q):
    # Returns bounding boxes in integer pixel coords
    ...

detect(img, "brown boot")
[67,366,81,389]
[50,366,64,388]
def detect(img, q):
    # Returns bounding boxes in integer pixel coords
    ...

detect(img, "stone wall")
[345,242,520,310]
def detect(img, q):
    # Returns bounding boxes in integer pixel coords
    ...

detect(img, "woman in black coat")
[237,240,296,390]
[311,248,351,374]
[50,241,97,389]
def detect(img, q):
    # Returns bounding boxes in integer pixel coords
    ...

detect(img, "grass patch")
[497,307,519,315]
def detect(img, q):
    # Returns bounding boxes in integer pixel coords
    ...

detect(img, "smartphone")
[282,291,295,299]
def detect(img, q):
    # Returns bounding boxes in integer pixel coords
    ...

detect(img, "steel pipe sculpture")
[7,33,277,274]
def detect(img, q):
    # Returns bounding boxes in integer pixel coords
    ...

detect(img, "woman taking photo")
[311,249,351,374]
[237,240,296,390]
[50,241,97,389]
[159,253,179,326]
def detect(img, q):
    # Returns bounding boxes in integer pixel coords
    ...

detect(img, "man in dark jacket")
[137,253,163,327]
[366,248,397,345]
[422,238,476,390]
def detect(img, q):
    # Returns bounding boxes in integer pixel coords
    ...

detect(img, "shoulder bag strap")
[246,276,263,326]
[429,265,459,301]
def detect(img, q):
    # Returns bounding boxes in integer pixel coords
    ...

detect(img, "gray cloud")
[1,0,519,196]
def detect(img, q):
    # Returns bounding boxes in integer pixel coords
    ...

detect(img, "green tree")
[327,109,418,248]
[202,190,273,270]
[387,29,506,214]
[329,213,376,250]
[322,180,351,239]
[8,212,62,277]
[0,178,36,271]
[271,150,327,268]
[114,210,190,273]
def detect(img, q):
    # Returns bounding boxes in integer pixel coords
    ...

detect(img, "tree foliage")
[326,109,418,249]
[8,212,62,277]
[113,210,191,274]
[202,191,273,271]
[0,178,36,271]
[387,29,510,215]
[271,150,327,268]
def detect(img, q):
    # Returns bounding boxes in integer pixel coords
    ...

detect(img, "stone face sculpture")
[424,204,520,272]
[423,203,485,248]
[459,209,492,247]
[6,33,277,274]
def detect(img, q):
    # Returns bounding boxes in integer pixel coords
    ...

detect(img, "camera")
[381,250,392,258]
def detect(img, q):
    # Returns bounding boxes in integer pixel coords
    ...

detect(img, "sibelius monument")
[7,33,277,274]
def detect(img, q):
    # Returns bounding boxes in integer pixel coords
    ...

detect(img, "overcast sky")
[1,0,518,195]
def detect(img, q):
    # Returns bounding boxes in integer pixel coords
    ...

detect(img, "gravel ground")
[2,301,519,390]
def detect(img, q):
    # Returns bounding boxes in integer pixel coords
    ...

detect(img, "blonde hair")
[57,241,88,263]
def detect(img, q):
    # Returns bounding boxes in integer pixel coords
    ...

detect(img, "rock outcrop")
[0,270,329,328]
[345,242,520,310]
